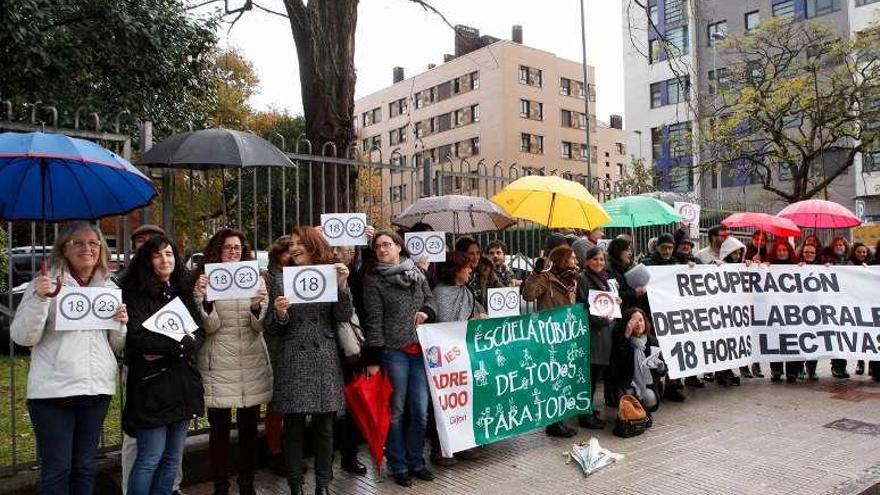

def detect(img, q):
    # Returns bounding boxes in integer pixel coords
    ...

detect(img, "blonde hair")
[51,221,111,274]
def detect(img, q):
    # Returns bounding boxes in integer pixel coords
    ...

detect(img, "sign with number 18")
[282,265,338,304]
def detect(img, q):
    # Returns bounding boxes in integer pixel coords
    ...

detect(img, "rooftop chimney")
[512,25,523,44]
[443,54,454,63]
[610,114,623,130]
[428,63,437,70]
[393,66,405,84]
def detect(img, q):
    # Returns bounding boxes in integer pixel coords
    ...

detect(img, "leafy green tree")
[1,0,220,134]
[698,17,880,203]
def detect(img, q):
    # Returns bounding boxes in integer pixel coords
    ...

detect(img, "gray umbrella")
[393,195,516,234]
[137,128,292,169]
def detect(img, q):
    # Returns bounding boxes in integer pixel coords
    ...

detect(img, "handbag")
[613,394,650,438]
[337,313,365,358]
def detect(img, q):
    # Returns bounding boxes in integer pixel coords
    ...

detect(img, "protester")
[715,236,746,386]
[871,243,880,382]
[822,236,851,378]
[797,242,821,380]
[847,243,871,376]
[120,235,204,495]
[454,237,501,308]
[608,308,663,412]
[576,246,617,429]
[767,239,801,383]
[523,244,581,437]
[192,229,271,495]
[485,240,525,287]
[261,235,292,476]
[673,234,700,264]
[11,222,128,495]
[331,243,369,476]
[802,234,823,252]
[643,234,693,399]
[605,237,645,313]
[361,230,436,487]
[264,227,352,495]
[427,251,487,465]
[571,227,604,266]
[130,224,166,253]
[744,230,769,262]
[695,225,730,264]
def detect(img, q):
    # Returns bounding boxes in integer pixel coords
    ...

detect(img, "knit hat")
[571,237,596,266]
[657,233,675,247]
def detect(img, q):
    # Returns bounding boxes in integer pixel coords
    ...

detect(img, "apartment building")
[622,0,880,219]
[353,25,626,219]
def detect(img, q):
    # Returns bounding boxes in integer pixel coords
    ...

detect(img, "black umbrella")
[137,128,293,245]
[137,128,292,169]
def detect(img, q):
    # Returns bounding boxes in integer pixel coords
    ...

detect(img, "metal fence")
[0,114,853,476]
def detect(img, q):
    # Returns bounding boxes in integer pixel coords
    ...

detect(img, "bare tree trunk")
[284,0,359,223]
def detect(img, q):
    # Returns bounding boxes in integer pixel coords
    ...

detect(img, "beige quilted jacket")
[196,284,273,409]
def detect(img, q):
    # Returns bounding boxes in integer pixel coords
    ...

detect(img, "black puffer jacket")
[123,280,205,433]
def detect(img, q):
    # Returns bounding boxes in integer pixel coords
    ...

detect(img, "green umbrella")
[602,196,682,228]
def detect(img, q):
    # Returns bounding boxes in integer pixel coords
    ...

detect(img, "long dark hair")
[621,307,652,336]
[607,237,632,269]
[438,251,470,286]
[849,242,871,264]
[267,235,292,273]
[768,239,798,264]
[119,235,192,296]
[195,228,252,278]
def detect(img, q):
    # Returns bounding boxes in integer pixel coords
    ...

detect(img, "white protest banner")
[205,260,261,302]
[142,297,199,342]
[55,286,123,331]
[646,264,880,379]
[320,213,368,246]
[674,201,701,239]
[486,287,520,318]
[588,290,622,319]
[417,305,592,457]
[283,265,338,304]
[404,232,447,263]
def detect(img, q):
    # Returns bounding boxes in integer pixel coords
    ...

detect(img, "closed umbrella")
[776,199,861,229]
[722,212,801,237]
[601,196,681,228]
[491,175,610,229]
[344,372,393,472]
[393,195,515,234]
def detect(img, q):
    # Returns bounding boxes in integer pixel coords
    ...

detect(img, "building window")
[857,0,880,6]
[707,20,727,46]
[561,141,573,159]
[708,68,730,95]
[520,99,543,120]
[773,0,795,18]
[560,109,586,129]
[664,0,686,25]
[560,77,571,96]
[521,133,544,154]
[649,39,661,64]
[362,107,381,127]
[389,184,407,202]
[745,10,760,32]
[390,154,407,167]
[519,65,542,87]
[666,26,689,57]
[866,152,880,172]
[806,0,840,17]
[471,104,480,122]
[650,82,662,108]
[615,142,626,155]
[668,76,689,104]
[389,98,407,118]
[518,65,529,84]
[648,1,658,27]
[471,71,480,89]
[747,62,764,84]
[471,137,481,156]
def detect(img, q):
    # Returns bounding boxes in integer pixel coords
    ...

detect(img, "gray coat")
[265,272,353,414]
[361,270,435,362]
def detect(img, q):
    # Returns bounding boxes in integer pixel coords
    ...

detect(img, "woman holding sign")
[120,236,205,495]
[11,221,128,495]
[265,226,353,495]
[192,229,271,495]
[576,246,617,429]
[361,230,437,487]
[522,244,580,438]
[767,239,801,384]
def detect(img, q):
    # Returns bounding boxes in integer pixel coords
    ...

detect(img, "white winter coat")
[196,281,273,409]
[11,268,126,399]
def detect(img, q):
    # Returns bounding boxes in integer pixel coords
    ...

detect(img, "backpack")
[613,394,650,438]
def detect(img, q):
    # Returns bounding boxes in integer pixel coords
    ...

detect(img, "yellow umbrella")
[490,175,611,229]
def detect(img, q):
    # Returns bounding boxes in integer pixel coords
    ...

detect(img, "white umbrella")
[393,195,516,234]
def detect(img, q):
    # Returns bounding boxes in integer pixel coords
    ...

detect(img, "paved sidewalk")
[187,366,880,495]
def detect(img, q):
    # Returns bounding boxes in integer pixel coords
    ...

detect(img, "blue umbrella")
[0,132,156,222]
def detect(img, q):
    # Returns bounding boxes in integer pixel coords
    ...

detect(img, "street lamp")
[579,0,593,193]
[711,30,726,206]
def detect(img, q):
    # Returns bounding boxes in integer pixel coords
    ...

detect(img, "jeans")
[127,420,189,495]
[384,350,430,476]
[122,433,183,494]
[28,395,111,495]
[284,412,335,490]
[208,406,260,493]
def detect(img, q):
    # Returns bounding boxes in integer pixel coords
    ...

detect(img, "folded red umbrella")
[722,212,801,237]
[344,372,393,472]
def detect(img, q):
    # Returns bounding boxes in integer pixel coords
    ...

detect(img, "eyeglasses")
[375,242,396,250]
[68,240,101,250]
[222,245,243,253]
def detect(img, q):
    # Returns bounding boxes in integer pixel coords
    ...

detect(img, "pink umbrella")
[777,199,861,228]
[722,212,801,237]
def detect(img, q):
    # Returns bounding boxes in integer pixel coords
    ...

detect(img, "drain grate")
[824,418,880,436]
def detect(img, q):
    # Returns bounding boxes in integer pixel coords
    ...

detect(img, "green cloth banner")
[417,304,592,456]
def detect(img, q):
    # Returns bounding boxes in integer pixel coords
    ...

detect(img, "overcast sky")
[218,0,624,122]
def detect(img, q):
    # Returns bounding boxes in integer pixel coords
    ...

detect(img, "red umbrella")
[777,199,861,229]
[722,212,801,237]
[344,372,393,472]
